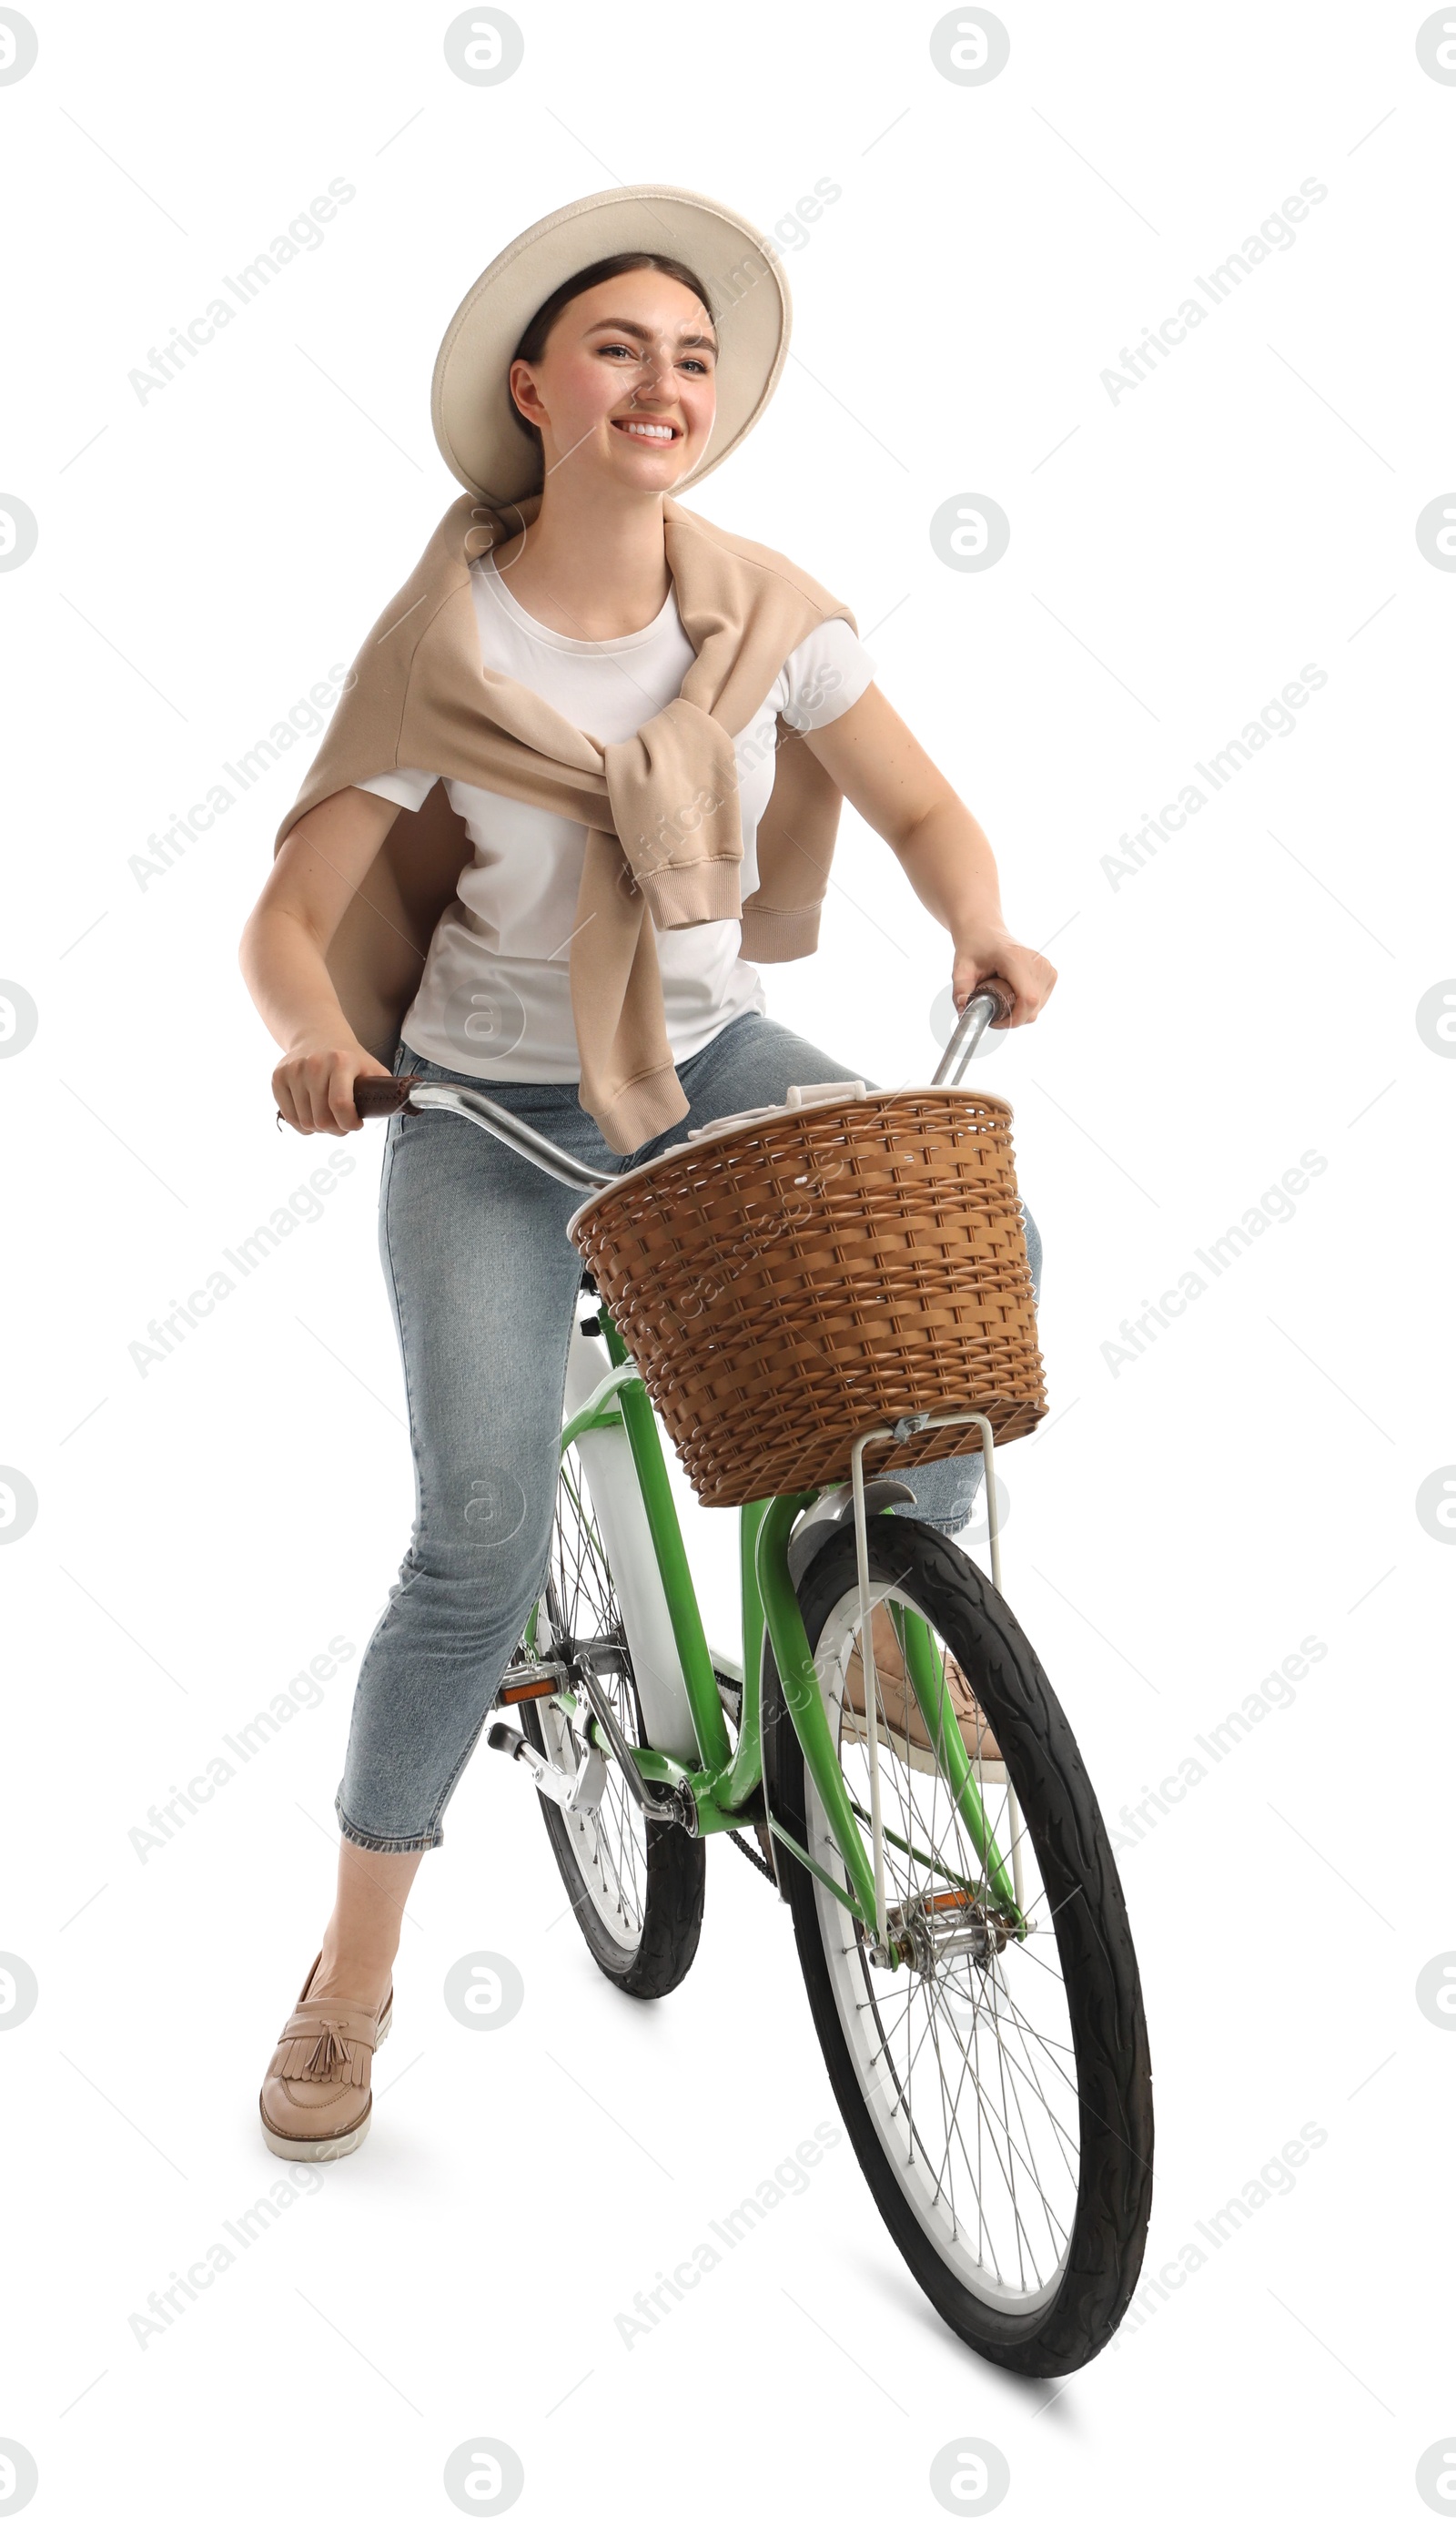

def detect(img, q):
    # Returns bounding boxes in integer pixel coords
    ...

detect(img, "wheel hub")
[877,1888,1015,1976]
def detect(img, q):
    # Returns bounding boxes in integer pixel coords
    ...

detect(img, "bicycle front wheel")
[763,1516,1153,2375]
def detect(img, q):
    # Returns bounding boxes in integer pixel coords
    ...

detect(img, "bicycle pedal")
[498,1675,560,1705]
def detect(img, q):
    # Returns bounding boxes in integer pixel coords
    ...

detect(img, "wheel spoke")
[804,1567,1087,2318]
[527,1447,654,1950]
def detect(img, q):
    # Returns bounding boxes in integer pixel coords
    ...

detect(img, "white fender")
[560,1319,702,1764]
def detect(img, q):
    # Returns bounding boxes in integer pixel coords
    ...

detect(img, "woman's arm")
[238,786,403,1136]
[803,684,1057,1026]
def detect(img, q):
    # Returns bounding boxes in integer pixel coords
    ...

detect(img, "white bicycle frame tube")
[560,1318,702,1764]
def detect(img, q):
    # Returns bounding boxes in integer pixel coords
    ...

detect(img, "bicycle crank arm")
[485,1719,609,1818]
[576,1670,693,1829]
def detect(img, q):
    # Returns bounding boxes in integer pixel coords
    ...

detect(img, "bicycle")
[355,986,1153,2376]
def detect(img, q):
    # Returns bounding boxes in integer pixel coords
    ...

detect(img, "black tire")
[521,1672,705,1998]
[763,1516,1153,2375]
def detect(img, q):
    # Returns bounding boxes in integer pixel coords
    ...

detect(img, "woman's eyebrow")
[581,316,718,351]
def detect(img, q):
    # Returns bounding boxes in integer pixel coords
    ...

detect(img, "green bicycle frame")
[551,1307,1022,1938]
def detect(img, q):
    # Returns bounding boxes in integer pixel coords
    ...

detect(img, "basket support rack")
[849,1405,1023,1948]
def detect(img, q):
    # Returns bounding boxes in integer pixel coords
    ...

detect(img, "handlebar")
[352,1077,617,1192]
[347,976,1017,1192]
[930,973,1015,1086]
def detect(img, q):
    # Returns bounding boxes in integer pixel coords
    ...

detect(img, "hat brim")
[430,183,793,507]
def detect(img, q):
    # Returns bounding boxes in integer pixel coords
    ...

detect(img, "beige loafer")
[258,1952,392,2162]
[844,1604,1003,1766]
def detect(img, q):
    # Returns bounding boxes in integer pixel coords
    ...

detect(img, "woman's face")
[510,269,717,492]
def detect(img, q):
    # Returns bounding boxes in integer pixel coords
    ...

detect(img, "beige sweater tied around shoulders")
[272,491,858,1154]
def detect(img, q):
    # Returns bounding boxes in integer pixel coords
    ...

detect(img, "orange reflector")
[499,1678,558,1705]
[925,1890,976,1914]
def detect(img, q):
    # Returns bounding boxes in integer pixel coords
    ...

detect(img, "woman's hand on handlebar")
[273,1037,394,1135]
[952,930,1057,1029]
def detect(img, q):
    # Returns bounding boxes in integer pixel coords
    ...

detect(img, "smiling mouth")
[612,418,681,442]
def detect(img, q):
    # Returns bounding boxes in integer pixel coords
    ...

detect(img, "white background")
[2,3,1452,2520]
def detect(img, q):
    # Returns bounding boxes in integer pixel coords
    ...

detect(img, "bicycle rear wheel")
[763,1516,1152,2375]
[515,1449,704,1999]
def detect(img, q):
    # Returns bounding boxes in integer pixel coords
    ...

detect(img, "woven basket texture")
[569,1091,1046,1508]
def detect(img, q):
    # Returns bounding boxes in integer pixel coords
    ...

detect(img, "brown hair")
[506,251,716,447]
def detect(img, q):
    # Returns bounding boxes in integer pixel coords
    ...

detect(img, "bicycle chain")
[728,1827,778,1885]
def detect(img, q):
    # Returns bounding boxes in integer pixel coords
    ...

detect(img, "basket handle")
[933,975,1016,1087]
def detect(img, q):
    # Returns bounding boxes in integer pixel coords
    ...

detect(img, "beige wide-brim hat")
[430,182,793,507]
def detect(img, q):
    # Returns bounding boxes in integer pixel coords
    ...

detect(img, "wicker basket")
[567,1088,1046,1509]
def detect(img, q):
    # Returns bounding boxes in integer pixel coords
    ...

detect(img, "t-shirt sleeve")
[777,615,877,735]
[352,767,437,810]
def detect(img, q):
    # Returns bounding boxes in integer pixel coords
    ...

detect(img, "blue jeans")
[337,1008,1043,1850]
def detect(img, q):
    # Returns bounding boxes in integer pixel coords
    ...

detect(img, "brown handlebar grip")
[352,1073,424,1119]
[966,974,1016,1025]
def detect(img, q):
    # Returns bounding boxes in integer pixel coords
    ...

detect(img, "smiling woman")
[490,254,723,639]
[237,182,1056,2169]
[507,250,718,421]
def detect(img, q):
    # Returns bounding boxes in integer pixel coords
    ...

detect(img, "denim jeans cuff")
[334,1792,443,1855]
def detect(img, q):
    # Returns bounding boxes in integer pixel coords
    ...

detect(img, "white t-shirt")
[355,550,875,1080]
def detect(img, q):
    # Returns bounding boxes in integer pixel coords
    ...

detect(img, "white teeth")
[619,421,674,439]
